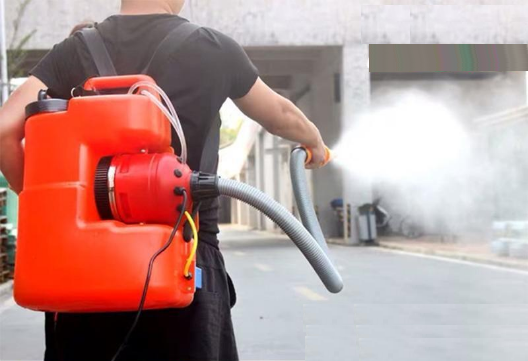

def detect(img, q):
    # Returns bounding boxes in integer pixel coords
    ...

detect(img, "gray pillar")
[309,48,343,239]
[341,44,372,245]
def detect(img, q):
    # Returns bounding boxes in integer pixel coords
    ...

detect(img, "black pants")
[44,242,238,361]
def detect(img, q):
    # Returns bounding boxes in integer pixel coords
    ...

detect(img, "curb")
[220,230,290,244]
[378,243,528,272]
[0,280,13,299]
[327,238,364,246]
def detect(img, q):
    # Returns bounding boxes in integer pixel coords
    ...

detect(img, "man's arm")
[0,76,47,194]
[233,77,327,169]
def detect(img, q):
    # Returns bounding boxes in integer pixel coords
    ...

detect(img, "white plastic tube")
[128,81,188,164]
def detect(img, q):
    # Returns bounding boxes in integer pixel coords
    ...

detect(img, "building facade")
[5,1,528,243]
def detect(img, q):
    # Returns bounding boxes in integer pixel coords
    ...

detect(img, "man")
[0,0,328,360]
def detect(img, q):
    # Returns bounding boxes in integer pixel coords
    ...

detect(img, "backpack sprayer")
[14,75,343,315]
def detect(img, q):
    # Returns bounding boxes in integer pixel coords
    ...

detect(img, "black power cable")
[111,190,188,361]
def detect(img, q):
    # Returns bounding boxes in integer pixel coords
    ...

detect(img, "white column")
[341,44,372,244]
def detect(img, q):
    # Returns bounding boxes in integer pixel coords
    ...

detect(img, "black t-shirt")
[30,14,259,246]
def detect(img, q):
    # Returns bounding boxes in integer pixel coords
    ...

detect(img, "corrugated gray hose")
[217,153,344,293]
[290,148,329,253]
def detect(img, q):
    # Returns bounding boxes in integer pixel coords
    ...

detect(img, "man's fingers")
[305,161,324,170]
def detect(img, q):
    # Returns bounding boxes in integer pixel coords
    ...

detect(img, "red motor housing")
[95,153,193,226]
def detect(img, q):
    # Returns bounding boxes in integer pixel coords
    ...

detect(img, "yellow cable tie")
[183,211,198,278]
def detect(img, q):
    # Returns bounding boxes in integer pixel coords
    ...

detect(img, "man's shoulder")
[188,25,238,48]
[179,24,245,62]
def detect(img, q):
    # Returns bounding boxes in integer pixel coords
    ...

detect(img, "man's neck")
[120,1,172,15]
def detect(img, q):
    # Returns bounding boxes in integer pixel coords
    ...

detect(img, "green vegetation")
[7,0,36,79]
[219,100,246,149]
[220,126,241,149]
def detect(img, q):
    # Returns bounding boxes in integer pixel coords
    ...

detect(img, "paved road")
[1,227,528,360]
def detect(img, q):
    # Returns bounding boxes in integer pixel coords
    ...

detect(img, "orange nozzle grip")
[302,146,332,166]
[304,147,313,164]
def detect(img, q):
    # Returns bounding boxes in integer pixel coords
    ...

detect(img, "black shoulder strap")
[144,22,201,74]
[80,22,201,77]
[144,22,218,171]
[79,23,216,170]
[79,28,117,76]
[200,114,221,173]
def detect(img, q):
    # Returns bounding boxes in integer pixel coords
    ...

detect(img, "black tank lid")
[25,99,69,120]
[25,90,68,120]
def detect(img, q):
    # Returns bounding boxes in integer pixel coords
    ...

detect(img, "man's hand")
[304,139,328,170]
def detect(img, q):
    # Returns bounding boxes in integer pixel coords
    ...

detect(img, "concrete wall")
[8,0,528,243]
[475,107,528,223]
[7,2,528,50]
[6,0,120,47]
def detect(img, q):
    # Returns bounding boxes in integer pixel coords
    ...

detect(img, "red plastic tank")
[14,75,196,312]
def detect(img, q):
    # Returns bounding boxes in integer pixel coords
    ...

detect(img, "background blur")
[1,1,528,361]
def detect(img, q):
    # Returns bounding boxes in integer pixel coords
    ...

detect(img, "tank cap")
[25,99,69,120]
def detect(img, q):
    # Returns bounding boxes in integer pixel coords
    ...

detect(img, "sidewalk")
[0,279,13,298]
[378,235,528,271]
[220,225,528,271]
